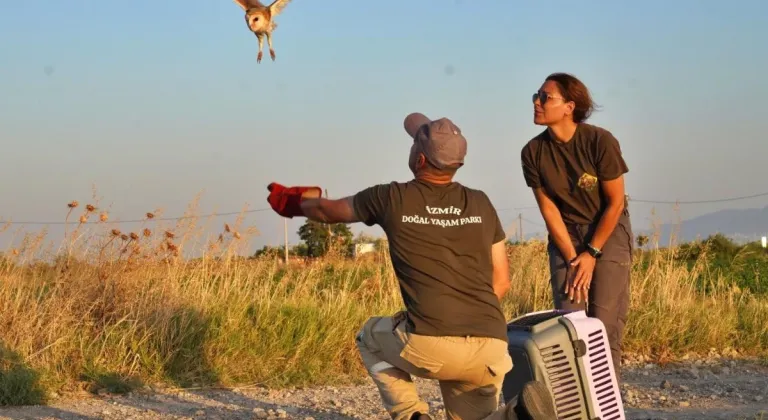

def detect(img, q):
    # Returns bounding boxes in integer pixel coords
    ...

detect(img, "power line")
[1,206,536,226]
[498,191,768,211]
[627,191,768,205]
[0,208,273,226]
[1,190,767,227]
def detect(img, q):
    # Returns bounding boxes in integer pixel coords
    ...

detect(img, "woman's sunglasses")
[532,91,566,105]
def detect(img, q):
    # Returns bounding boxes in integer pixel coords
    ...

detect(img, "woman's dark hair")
[545,73,598,123]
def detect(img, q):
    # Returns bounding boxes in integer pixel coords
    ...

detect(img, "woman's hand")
[567,252,596,304]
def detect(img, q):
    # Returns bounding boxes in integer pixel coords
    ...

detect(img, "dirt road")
[1,357,766,420]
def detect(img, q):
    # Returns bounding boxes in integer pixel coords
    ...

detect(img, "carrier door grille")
[541,344,583,419]
[587,330,623,420]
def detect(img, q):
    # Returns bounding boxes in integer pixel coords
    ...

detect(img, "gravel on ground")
[1,356,766,420]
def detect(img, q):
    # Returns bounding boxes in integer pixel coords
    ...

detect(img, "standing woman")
[520,72,634,378]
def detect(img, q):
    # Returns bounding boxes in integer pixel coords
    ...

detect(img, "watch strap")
[587,243,602,258]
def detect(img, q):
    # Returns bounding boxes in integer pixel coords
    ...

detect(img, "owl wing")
[233,0,265,10]
[267,0,293,16]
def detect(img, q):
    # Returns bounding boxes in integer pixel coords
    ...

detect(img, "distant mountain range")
[644,205,768,245]
[524,206,768,246]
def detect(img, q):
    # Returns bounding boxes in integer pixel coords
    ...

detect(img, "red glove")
[266,182,322,218]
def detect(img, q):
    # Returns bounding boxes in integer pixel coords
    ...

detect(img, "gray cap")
[403,112,467,169]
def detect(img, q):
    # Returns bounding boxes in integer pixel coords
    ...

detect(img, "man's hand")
[266,182,322,218]
[567,252,596,304]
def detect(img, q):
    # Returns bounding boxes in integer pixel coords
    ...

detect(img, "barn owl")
[233,0,293,63]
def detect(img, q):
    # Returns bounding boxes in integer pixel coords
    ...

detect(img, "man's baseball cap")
[403,112,467,169]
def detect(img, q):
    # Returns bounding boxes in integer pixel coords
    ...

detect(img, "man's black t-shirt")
[352,179,508,342]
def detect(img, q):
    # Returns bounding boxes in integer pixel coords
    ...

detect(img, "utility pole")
[283,218,289,264]
[518,213,523,243]
[324,189,331,234]
[324,189,332,252]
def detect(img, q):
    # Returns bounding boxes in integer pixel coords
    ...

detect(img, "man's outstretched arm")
[267,182,388,226]
[300,196,361,224]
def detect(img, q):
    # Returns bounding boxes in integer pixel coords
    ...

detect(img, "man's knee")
[356,316,389,348]
[355,318,373,350]
[355,315,405,372]
[355,317,385,365]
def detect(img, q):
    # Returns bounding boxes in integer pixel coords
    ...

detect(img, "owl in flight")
[233,0,293,63]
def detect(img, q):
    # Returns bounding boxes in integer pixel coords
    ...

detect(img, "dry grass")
[0,199,767,405]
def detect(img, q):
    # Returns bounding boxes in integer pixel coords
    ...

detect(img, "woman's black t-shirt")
[520,123,629,226]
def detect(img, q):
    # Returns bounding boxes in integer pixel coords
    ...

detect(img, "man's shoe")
[518,381,557,419]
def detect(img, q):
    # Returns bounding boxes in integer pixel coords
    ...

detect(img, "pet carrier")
[501,309,625,420]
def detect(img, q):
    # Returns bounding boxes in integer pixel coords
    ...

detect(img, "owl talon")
[257,51,263,63]
[270,49,276,61]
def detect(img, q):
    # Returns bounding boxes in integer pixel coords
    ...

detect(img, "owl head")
[245,9,269,32]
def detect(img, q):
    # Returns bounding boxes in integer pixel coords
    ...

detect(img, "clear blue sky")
[1,0,767,253]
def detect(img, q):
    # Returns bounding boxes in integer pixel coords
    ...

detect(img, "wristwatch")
[586,243,602,258]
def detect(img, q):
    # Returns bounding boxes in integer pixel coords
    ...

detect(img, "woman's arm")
[589,130,630,252]
[566,176,625,303]
[532,187,577,262]
[521,143,576,261]
[587,176,626,251]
